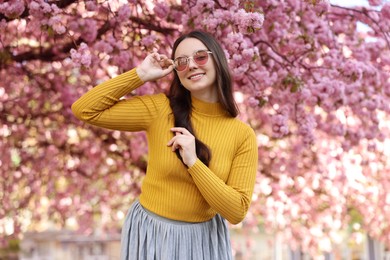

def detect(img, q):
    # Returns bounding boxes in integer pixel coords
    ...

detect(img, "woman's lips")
[188,73,205,80]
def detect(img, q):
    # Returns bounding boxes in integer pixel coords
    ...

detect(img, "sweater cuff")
[126,67,145,85]
[187,158,207,175]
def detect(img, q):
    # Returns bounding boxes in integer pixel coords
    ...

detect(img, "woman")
[72,30,258,260]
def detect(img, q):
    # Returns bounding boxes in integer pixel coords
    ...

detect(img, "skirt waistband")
[139,201,206,225]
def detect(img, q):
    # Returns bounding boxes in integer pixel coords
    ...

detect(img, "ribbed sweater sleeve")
[188,128,258,224]
[71,68,161,131]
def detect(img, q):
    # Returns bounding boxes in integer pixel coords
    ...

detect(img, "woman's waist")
[139,190,216,223]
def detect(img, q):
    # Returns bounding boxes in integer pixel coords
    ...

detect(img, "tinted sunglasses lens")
[194,51,209,65]
[174,57,188,71]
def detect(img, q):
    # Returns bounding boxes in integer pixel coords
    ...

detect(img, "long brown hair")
[168,30,239,166]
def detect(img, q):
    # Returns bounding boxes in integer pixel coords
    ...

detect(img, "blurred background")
[1,0,390,259]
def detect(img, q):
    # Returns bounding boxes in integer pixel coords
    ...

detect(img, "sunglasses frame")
[173,50,213,72]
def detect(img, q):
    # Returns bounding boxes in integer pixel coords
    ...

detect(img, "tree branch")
[9,21,111,63]
[1,0,178,66]
[330,4,390,49]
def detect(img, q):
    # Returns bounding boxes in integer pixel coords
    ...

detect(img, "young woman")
[72,30,258,260]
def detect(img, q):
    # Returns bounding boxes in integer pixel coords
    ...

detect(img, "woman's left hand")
[167,127,197,167]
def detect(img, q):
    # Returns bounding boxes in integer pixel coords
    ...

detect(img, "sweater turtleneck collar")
[191,96,227,117]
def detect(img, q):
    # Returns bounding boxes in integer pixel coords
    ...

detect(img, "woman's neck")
[190,87,218,103]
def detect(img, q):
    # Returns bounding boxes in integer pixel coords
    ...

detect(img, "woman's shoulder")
[231,117,255,132]
[219,117,256,142]
[126,93,171,116]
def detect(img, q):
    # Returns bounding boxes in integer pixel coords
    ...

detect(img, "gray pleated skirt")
[120,200,233,260]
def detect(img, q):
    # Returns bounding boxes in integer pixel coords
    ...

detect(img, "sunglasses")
[173,50,213,72]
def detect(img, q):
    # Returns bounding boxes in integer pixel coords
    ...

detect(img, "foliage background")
[1,0,390,257]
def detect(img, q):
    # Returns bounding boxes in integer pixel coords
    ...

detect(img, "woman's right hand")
[136,51,174,82]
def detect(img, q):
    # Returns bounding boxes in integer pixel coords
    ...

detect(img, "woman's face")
[174,38,218,102]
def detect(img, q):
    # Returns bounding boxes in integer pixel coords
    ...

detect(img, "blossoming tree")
[1,0,390,257]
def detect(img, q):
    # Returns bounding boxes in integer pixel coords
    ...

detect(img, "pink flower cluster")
[70,43,91,67]
[140,34,157,48]
[271,111,290,138]
[27,0,65,34]
[381,2,390,20]
[369,0,383,6]
[235,9,264,34]
[153,2,169,19]
[182,0,264,35]
[117,4,131,23]
[68,18,98,43]
[85,1,98,12]
[29,0,61,18]
[0,0,25,18]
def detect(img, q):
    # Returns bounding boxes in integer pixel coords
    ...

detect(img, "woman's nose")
[187,57,198,69]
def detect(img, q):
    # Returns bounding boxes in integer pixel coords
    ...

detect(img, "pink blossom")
[312,1,330,14]
[232,53,242,63]
[48,16,66,34]
[369,0,383,6]
[117,4,131,23]
[0,0,25,18]
[235,9,264,34]
[242,48,255,60]
[94,40,114,53]
[41,2,51,13]
[154,2,169,19]
[141,34,157,47]
[112,51,131,70]
[70,43,91,67]
[69,19,98,42]
[85,1,98,11]
[29,1,40,13]
[248,97,259,107]
[204,17,220,30]
[195,0,215,11]
[381,2,390,20]
[271,113,290,137]
[50,3,61,15]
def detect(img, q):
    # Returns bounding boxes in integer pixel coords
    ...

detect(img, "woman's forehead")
[174,38,207,57]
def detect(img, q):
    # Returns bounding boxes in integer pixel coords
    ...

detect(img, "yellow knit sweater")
[71,68,258,224]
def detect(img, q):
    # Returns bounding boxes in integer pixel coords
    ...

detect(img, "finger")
[147,53,159,65]
[170,127,191,135]
[168,139,181,151]
[167,135,178,146]
[167,134,184,145]
[160,56,172,64]
[160,56,174,66]
[159,54,169,60]
[149,51,158,57]
[150,52,165,62]
[159,58,174,70]
[167,137,173,146]
[161,65,174,76]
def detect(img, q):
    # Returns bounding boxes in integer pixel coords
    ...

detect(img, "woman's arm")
[187,129,258,224]
[71,52,174,131]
